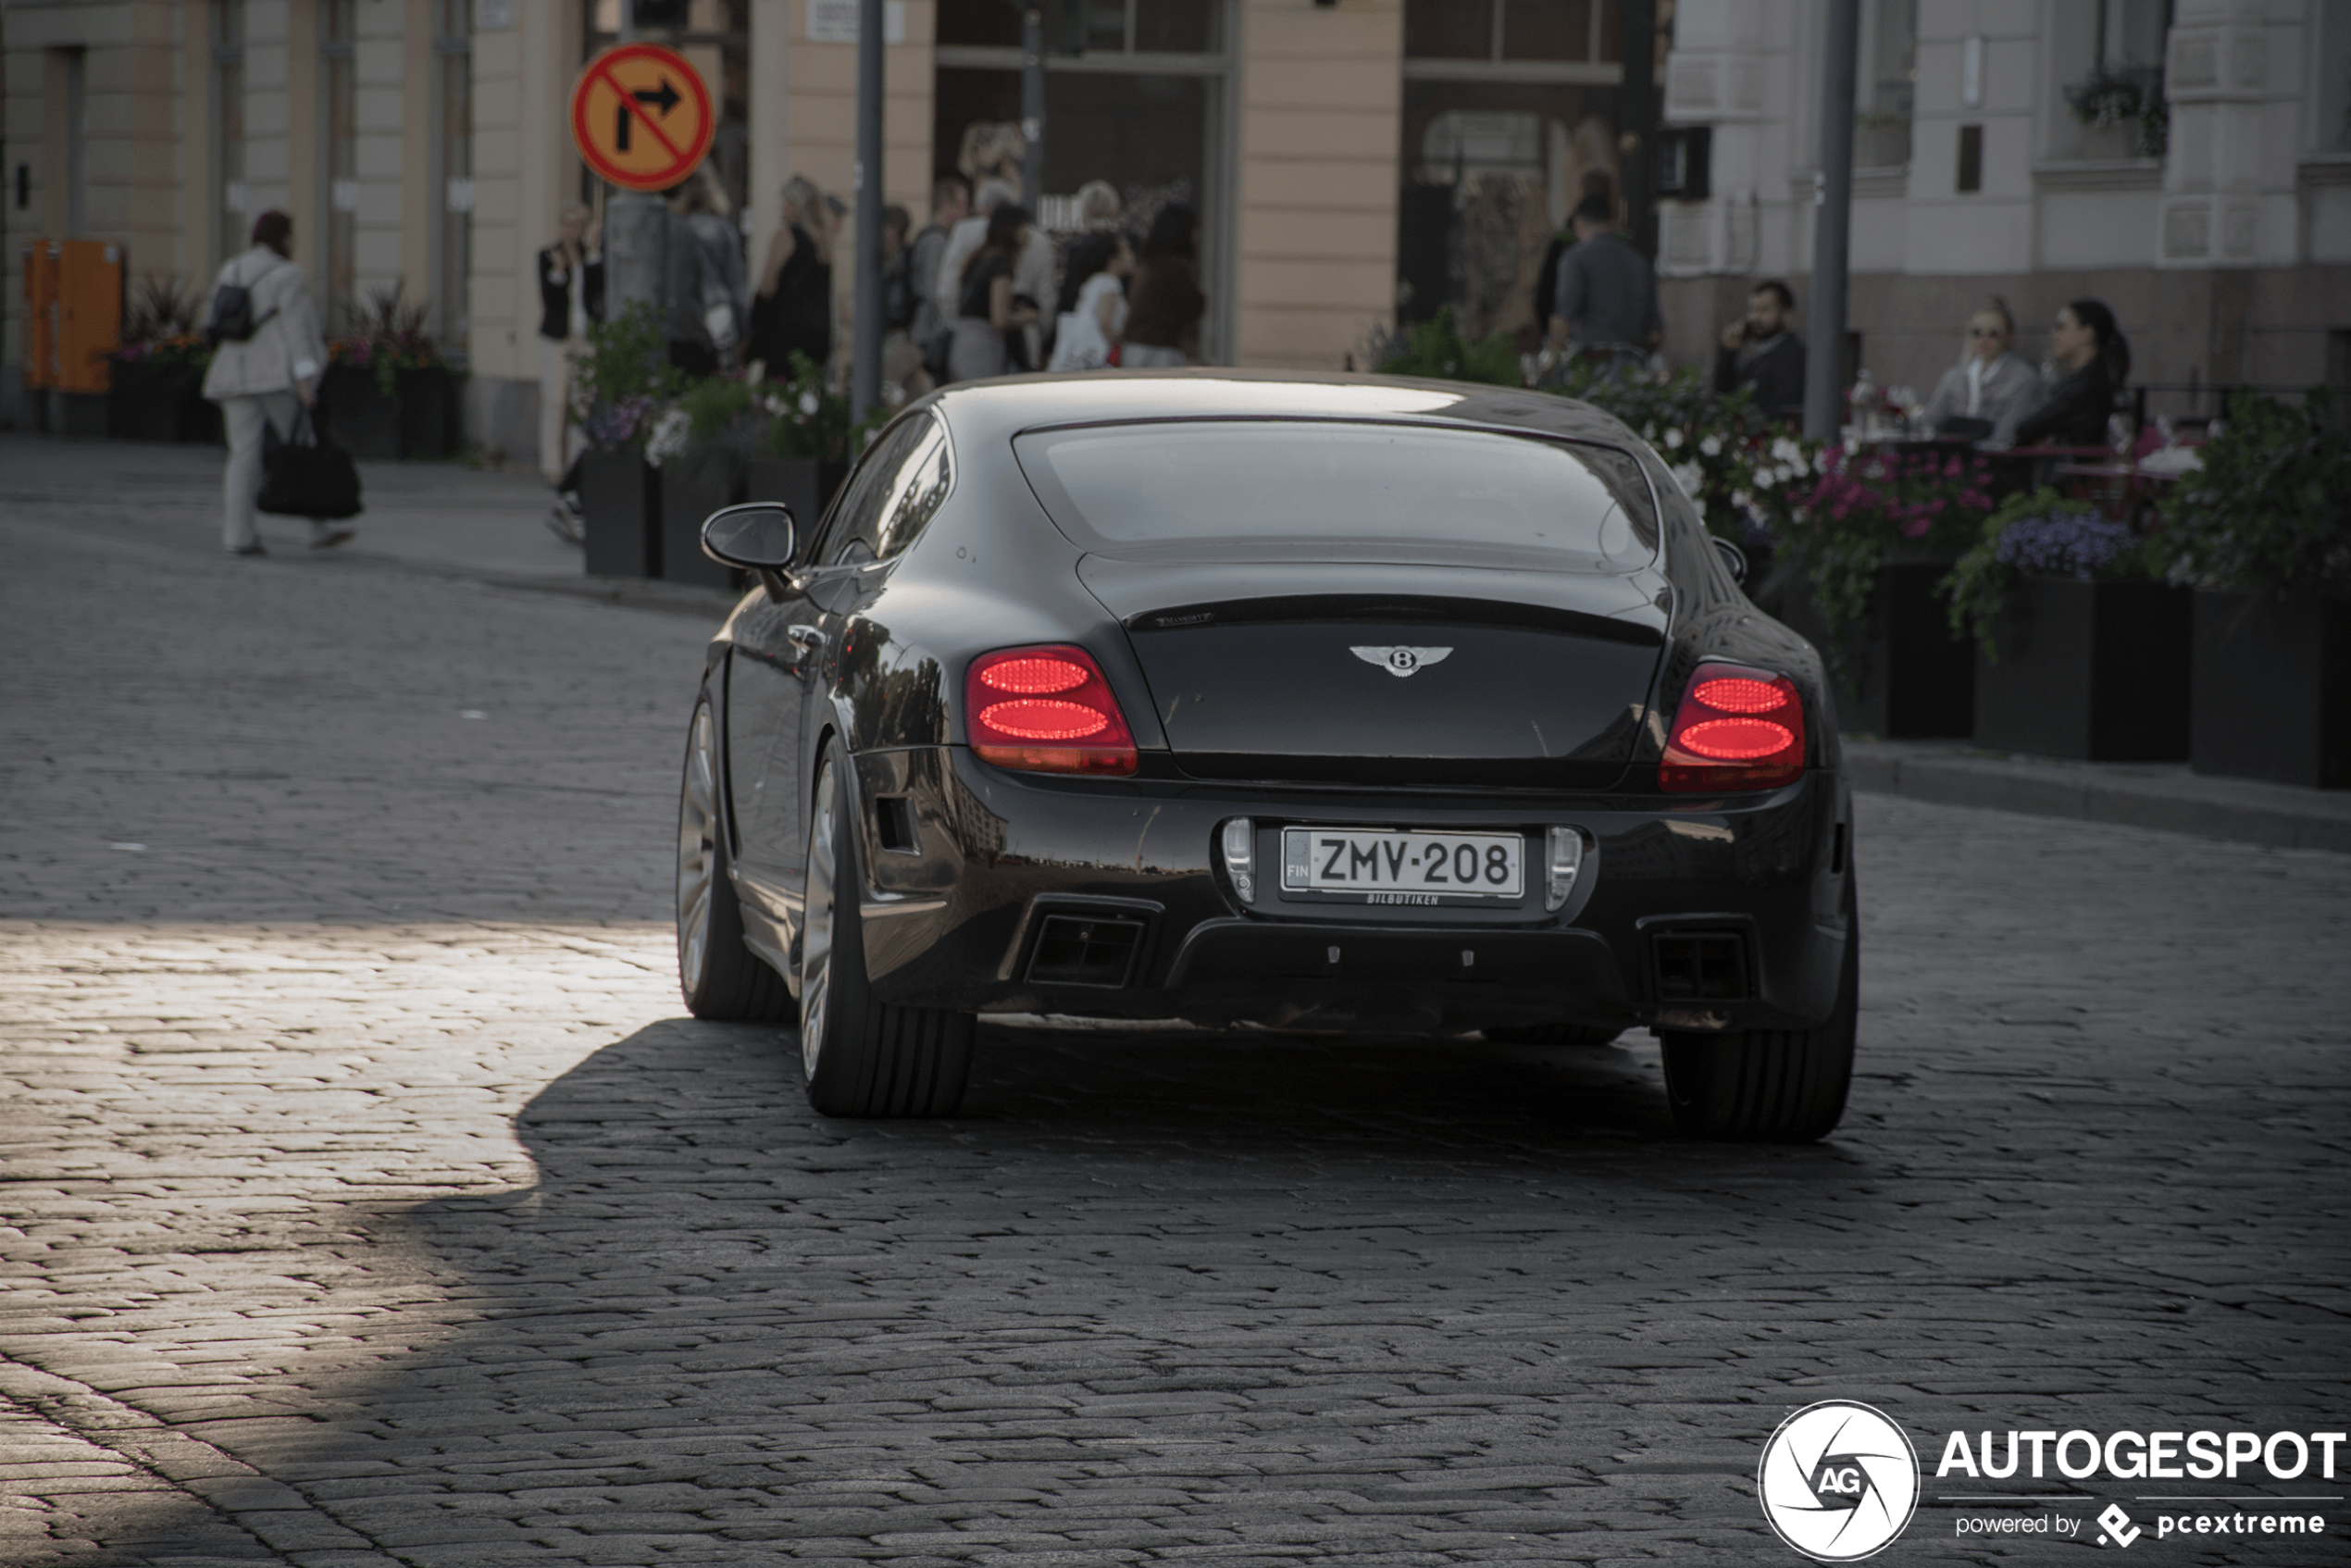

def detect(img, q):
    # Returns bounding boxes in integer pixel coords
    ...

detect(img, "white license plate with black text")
[1282,828,1524,902]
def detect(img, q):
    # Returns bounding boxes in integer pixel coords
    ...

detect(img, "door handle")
[785,624,827,653]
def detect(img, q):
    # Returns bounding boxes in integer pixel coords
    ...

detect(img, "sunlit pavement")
[3,482,2347,1566]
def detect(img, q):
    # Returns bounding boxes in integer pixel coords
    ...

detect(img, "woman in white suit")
[201,210,346,555]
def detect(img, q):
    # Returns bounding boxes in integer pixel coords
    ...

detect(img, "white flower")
[1752,467,1776,490]
[1699,433,1723,457]
[744,361,765,388]
[1731,490,1752,509]
[1771,436,1803,466]
[643,406,691,468]
[1670,460,1703,498]
[1641,425,1658,442]
[1663,427,1685,449]
[799,392,820,417]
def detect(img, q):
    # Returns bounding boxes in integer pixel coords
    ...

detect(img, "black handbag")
[258,407,364,519]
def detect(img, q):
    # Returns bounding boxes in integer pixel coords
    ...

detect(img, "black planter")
[107,361,218,443]
[658,456,744,589]
[1770,557,1974,738]
[1973,579,2192,761]
[320,364,403,461]
[395,366,455,460]
[745,455,849,543]
[2191,591,2351,789]
[580,446,661,579]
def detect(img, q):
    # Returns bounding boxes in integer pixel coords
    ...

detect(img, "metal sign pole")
[604,0,668,318]
[1803,0,1860,442]
[850,0,884,420]
[1021,6,1044,208]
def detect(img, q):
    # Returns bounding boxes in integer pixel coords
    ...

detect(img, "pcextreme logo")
[1759,1400,1922,1562]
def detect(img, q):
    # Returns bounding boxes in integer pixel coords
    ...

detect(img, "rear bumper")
[836,746,1852,1035]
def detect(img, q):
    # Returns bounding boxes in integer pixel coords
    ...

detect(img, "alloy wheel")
[676,703,720,992]
[800,761,840,1079]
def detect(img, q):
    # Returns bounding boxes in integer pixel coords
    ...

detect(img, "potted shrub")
[1780,445,1996,737]
[573,304,679,579]
[324,286,459,460]
[1943,489,2189,760]
[745,351,854,540]
[648,374,767,590]
[2155,389,2351,789]
[106,278,219,444]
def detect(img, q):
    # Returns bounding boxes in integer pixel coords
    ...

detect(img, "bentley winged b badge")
[1351,645,1454,678]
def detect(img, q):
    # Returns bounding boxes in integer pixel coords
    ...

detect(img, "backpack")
[205,258,283,346]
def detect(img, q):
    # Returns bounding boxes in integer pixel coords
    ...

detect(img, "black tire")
[1660,871,1858,1142]
[798,748,973,1117]
[677,697,794,1020]
[1484,1022,1624,1046]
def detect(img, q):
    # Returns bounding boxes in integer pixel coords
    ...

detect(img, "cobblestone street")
[3,486,2347,1566]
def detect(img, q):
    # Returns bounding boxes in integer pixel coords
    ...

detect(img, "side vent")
[1652,931,1750,1002]
[875,796,920,854]
[1026,915,1146,989]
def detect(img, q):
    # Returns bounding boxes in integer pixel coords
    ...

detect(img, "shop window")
[1406,0,1625,64]
[213,0,246,266]
[2048,0,2171,161]
[2317,0,2351,152]
[323,0,358,330]
[436,0,472,355]
[1855,0,1914,169]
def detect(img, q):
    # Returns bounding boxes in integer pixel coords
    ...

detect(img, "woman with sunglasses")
[1919,297,2040,445]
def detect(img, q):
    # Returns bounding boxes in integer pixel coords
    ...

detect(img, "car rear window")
[1014,418,1657,571]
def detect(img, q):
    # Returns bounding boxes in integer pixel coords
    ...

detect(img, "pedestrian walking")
[948,204,1040,383]
[537,200,603,542]
[1546,193,1661,376]
[907,178,968,380]
[665,169,749,379]
[751,176,834,381]
[2014,299,2131,449]
[1046,231,1133,372]
[1917,298,2040,445]
[1123,204,1204,369]
[1533,170,1616,342]
[1712,280,1807,421]
[934,179,1016,380]
[202,210,346,556]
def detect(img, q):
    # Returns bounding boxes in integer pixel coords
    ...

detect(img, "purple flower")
[1995,510,2134,577]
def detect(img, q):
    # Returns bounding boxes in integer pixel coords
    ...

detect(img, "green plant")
[575,303,683,450]
[1940,489,2154,656]
[1374,306,1520,387]
[2153,387,2351,599]
[1547,362,1822,546]
[760,352,852,463]
[1785,445,1996,664]
[328,282,451,395]
[2064,65,2168,157]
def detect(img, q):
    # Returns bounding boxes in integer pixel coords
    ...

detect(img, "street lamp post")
[1803,0,1860,442]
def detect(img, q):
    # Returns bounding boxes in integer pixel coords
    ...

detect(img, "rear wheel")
[1484,1022,1623,1046]
[799,749,973,1117]
[1660,873,1858,1142]
[678,697,793,1020]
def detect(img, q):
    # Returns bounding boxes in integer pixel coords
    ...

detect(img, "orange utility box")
[21,241,60,390]
[56,240,124,393]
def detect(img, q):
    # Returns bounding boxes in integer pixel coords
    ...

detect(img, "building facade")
[5,0,2346,459]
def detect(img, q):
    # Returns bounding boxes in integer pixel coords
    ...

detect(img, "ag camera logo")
[1760,1400,1922,1562]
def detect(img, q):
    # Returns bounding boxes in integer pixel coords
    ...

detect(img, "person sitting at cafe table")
[1712,280,1807,420]
[2013,298,2131,449]
[1919,296,2039,445]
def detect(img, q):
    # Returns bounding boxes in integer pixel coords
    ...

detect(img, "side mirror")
[1710,535,1749,586]
[702,503,797,601]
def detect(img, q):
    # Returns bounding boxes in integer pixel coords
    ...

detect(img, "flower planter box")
[2190,591,2351,790]
[745,455,848,542]
[657,456,743,590]
[579,446,661,579]
[320,364,403,461]
[1973,579,2192,761]
[107,361,219,444]
[395,366,456,460]
[1770,558,1974,738]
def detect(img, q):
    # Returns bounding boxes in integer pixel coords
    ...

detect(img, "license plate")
[1282,828,1524,902]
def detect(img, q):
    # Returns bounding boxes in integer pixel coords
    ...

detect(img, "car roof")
[920,368,1648,453]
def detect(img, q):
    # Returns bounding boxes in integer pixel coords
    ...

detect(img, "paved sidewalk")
[6,431,2341,854]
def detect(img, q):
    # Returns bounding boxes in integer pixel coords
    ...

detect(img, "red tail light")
[1661,663,1805,791]
[965,644,1138,776]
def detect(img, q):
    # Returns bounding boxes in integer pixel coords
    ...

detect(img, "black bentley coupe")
[677,372,1857,1139]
